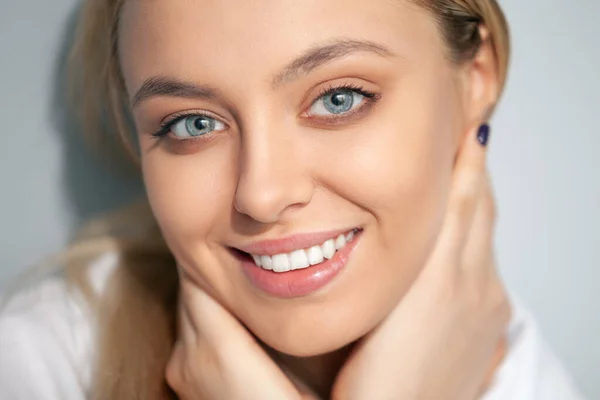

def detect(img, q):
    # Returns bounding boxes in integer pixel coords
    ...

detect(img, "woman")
[0,0,585,399]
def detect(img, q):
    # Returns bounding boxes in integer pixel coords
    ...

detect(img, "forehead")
[118,0,440,94]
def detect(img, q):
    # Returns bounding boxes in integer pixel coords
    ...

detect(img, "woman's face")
[119,0,474,356]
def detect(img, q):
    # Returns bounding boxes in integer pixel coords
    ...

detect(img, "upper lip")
[236,228,359,256]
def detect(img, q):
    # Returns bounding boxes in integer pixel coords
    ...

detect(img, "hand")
[165,274,320,400]
[332,124,512,400]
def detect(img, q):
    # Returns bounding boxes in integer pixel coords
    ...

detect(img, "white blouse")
[0,252,586,399]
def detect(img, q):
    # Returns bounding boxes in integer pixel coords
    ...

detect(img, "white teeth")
[261,255,273,270]
[322,239,336,260]
[334,234,347,250]
[346,230,354,242]
[307,245,324,266]
[290,250,310,270]
[249,229,359,271]
[272,254,290,273]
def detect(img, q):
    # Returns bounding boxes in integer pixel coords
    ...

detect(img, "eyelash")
[151,83,381,139]
[151,111,215,139]
[313,83,380,108]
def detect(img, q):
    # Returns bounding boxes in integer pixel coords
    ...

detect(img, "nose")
[234,124,314,224]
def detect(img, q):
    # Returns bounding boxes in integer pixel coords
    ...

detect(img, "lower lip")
[240,232,362,299]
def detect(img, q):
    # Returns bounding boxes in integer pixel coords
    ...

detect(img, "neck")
[268,336,507,399]
[272,344,355,399]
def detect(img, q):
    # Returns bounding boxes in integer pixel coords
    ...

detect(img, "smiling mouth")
[234,228,363,298]
[234,228,362,273]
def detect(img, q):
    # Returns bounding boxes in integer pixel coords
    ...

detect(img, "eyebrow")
[131,77,220,109]
[131,38,395,109]
[271,38,395,88]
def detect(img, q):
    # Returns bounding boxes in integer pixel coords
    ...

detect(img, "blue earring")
[477,123,490,147]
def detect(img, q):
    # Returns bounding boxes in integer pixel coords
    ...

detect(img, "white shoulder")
[482,296,586,400]
[0,252,118,400]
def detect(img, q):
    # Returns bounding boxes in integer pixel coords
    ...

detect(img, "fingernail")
[477,123,491,147]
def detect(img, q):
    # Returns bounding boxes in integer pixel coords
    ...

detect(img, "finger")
[165,339,188,397]
[170,266,199,344]
[178,292,200,345]
[179,275,252,347]
[175,275,205,345]
[478,336,507,397]
[432,123,490,265]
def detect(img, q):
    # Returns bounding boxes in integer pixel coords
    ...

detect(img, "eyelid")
[160,109,227,127]
[152,109,230,139]
[298,76,379,104]
[150,79,380,138]
[301,83,382,122]
[299,77,378,107]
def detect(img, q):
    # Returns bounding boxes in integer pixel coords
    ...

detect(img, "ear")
[459,25,500,132]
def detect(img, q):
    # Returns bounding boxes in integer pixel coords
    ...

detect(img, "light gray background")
[1,0,598,397]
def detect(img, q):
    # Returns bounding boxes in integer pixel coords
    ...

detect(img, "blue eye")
[170,115,226,139]
[309,88,365,116]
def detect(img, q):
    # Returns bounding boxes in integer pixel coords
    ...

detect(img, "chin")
[261,328,365,358]
[246,303,386,357]
[231,227,431,358]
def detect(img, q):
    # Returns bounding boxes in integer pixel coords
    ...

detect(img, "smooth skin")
[166,124,509,400]
[117,0,510,397]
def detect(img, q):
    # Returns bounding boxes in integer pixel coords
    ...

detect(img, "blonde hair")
[66,1,510,399]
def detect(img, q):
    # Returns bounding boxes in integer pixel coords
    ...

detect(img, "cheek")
[140,143,237,247]
[362,109,454,244]
[318,71,460,295]
[302,77,461,345]
[328,79,458,238]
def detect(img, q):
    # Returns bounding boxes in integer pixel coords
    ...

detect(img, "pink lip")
[238,230,362,298]
[237,228,357,256]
